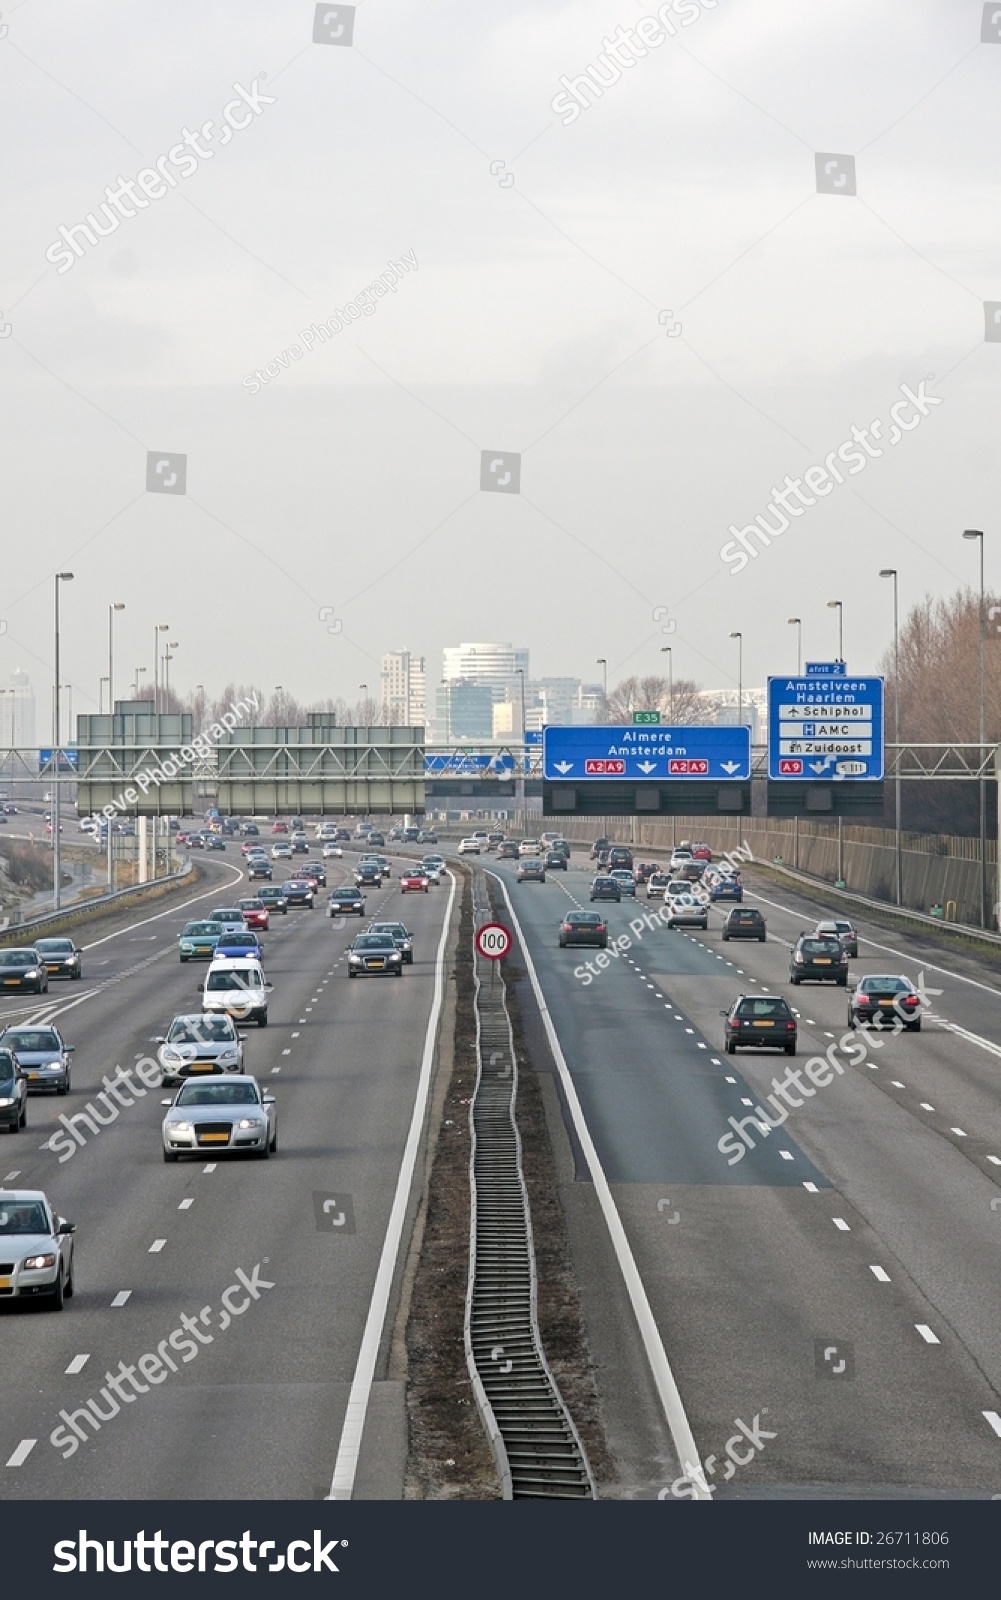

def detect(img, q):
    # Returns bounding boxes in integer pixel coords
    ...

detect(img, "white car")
[161,1075,277,1162]
[155,1013,246,1086]
[669,848,695,872]
[321,842,343,858]
[0,1188,75,1307]
[271,842,293,859]
[458,838,481,855]
[200,958,272,1027]
[518,839,542,856]
[665,893,709,930]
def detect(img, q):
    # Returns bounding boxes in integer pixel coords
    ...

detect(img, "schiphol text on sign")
[543,724,751,781]
[768,665,884,781]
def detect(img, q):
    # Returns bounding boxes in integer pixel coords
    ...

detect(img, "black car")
[0,949,48,993]
[608,847,633,871]
[328,888,366,917]
[283,880,315,908]
[497,841,520,860]
[417,830,437,844]
[291,836,309,854]
[589,836,611,860]
[256,886,287,914]
[790,934,849,986]
[348,933,403,977]
[205,835,227,851]
[544,851,567,871]
[721,907,766,942]
[34,937,83,981]
[368,921,413,963]
[368,832,386,847]
[0,1047,27,1132]
[248,860,272,881]
[241,822,260,836]
[590,876,621,903]
[558,912,607,948]
[355,861,383,887]
[300,862,327,887]
[722,995,797,1055]
[847,975,921,1031]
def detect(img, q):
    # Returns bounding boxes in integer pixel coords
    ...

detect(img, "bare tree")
[603,674,703,723]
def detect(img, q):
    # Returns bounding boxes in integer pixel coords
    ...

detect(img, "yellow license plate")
[815,958,831,965]
[199,1132,229,1142]
[46,964,60,971]
[752,1020,775,1027]
[878,999,895,1006]
[3,979,19,985]
[188,1063,215,1072]
[0,1277,10,1289]
[27,1072,40,1079]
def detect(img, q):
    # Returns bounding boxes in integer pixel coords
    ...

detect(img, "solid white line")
[5,1439,36,1467]
[486,870,711,1500]
[65,1354,90,1374]
[80,861,245,951]
[984,1410,1001,1437]
[915,1324,940,1344]
[327,869,457,1500]
[870,1266,891,1282]
[110,1290,131,1306]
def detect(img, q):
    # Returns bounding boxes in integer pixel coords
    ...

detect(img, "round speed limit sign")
[475,922,512,960]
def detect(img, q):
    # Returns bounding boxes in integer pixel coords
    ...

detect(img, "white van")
[200,958,272,1027]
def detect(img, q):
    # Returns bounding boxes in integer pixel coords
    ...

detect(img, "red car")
[240,841,261,856]
[238,899,270,931]
[634,862,662,885]
[691,843,713,862]
[271,820,289,834]
[400,869,429,894]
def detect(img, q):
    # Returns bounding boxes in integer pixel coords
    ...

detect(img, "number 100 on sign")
[476,923,512,960]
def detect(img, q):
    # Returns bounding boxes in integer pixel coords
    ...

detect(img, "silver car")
[0,1026,74,1095]
[154,1013,247,1087]
[0,1188,76,1308]
[161,1075,277,1161]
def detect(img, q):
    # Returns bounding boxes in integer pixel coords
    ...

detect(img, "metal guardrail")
[756,858,1001,950]
[464,871,594,1500]
[0,859,196,942]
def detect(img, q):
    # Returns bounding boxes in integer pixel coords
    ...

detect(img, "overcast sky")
[2,0,999,737]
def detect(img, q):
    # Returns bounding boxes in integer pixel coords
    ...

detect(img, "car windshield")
[332,890,357,900]
[0,1051,16,1079]
[372,925,406,937]
[238,901,264,911]
[861,977,909,995]
[3,1030,59,1051]
[175,1081,260,1106]
[354,936,395,950]
[168,1018,236,1043]
[210,910,243,921]
[205,969,261,990]
[0,1201,49,1234]
[0,953,36,968]
[736,999,788,1018]
[183,923,221,937]
[35,939,73,954]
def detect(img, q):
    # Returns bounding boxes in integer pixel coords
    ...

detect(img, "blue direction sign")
[543,725,751,781]
[768,674,884,780]
[425,753,514,776]
[38,749,80,773]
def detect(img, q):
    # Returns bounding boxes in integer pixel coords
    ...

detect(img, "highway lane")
[0,845,456,1500]
[484,847,1001,1498]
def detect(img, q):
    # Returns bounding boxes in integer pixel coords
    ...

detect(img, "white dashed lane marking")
[803,1182,818,1192]
[832,1218,851,1231]
[111,1291,132,1307]
[203,1163,217,1174]
[984,1412,1001,1438]
[149,1239,166,1253]
[915,1324,941,1345]
[65,1354,90,1374]
[870,1266,891,1283]
[178,1198,193,1211]
[5,1440,36,1468]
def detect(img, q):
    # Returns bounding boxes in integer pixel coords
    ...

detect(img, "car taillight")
[597,924,606,933]
[786,1020,795,1030]
[728,1019,740,1029]
[903,996,917,1006]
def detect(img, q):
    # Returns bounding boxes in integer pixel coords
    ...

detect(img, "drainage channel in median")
[464,870,595,1500]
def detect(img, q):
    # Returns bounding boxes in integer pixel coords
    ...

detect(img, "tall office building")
[380,651,426,726]
[441,642,529,705]
[434,680,494,741]
[1,669,36,748]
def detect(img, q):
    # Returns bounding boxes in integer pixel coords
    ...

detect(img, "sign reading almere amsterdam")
[768,665,884,781]
[543,724,752,781]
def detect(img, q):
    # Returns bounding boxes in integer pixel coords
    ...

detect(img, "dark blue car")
[710,876,743,903]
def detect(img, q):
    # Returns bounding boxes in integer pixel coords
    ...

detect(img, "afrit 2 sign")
[543,725,751,782]
[768,674,884,781]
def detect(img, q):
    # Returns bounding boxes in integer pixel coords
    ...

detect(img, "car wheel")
[558,937,566,947]
[348,970,356,978]
[57,1077,69,1096]
[847,1013,856,1029]
[908,1020,921,1032]
[837,976,847,987]
[269,1124,277,1153]
[785,1042,796,1056]
[180,955,188,963]
[790,975,800,985]
[721,933,729,942]
[49,1269,65,1311]
[64,1262,74,1298]
[73,970,82,980]
[724,1039,735,1054]
[258,1140,270,1160]
[19,1102,26,1128]
[258,1015,268,1027]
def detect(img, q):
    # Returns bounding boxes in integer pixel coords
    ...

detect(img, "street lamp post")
[963,530,988,926]
[133,666,146,698]
[53,572,74,910]
[879,570,902,906]
[99,676,109,714]
[596,658,607,721]
[729,632,742,725]
[788,617,802,676]
[661,646,674,719]
[108,602,124,718]
[514,667,527,824]
[153,623,169,714]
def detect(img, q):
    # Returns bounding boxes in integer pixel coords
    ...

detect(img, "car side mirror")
[153,1036,165,1044]
[161,1097,174,1106]
[65,1045,75,1053]
[57,1220,76,1234]
[262,1093,275,1104]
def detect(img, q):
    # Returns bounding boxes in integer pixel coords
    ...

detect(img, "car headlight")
[0,1097,14,1107]
[169,1120,194,1134]
[236,1117,265,1130]
[25,968,39,979]
[218,1051,239,1064]
[22,1253,56,1270]
[349,953,362,963]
